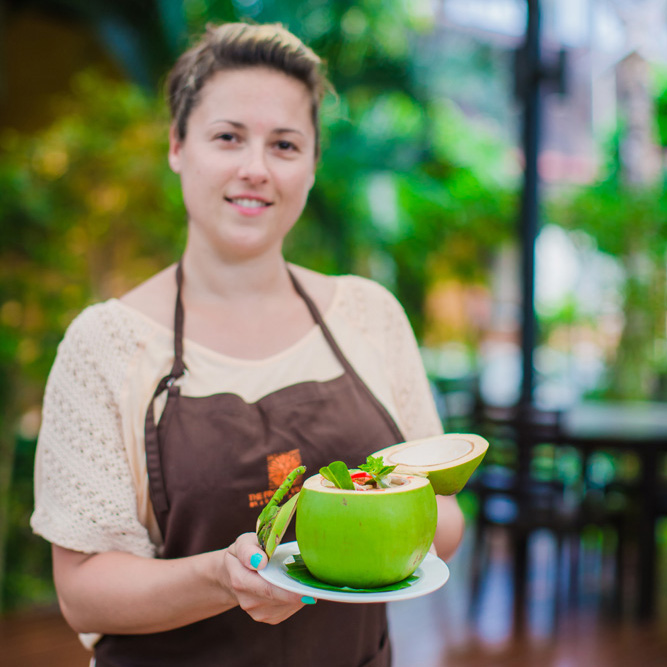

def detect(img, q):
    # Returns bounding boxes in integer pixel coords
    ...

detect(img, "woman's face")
[169,67,317,261]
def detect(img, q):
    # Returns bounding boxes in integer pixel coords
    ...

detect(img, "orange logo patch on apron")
[248,448,304,509]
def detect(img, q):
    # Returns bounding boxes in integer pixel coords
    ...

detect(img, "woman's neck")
[180,243,293,306]
[176,244,320,359]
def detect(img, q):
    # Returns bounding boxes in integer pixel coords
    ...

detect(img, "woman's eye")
[276,140,297,152]
[216,132,237,143]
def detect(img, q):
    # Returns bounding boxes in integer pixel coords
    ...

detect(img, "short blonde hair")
[166,22,331,157]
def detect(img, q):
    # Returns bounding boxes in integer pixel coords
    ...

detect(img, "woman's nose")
[238,145,269,184]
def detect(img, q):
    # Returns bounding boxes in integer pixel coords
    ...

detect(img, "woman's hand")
[221,532,314,625]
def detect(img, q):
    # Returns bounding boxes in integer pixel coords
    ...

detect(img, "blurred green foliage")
[0,70,186,610]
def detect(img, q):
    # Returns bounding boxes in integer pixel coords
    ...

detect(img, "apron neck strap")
[170,261,187,379]
[287,266,405,442]
[286,266,356,376]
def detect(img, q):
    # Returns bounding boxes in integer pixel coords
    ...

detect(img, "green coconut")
[373,433,488,496]
[295,473,437,588]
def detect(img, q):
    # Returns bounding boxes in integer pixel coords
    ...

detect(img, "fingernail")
[250,553,262,569]
[301,596,316,605]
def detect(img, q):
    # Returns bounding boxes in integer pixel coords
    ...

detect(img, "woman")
[31,22,464,666]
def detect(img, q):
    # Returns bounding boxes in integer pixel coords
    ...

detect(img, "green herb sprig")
[358,455,397,489]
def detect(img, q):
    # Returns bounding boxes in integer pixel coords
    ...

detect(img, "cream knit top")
[31,274,442,646]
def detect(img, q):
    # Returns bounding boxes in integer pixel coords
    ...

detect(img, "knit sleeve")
[31,302,156,558]
[379,287,444,441]
[339,276,444,441]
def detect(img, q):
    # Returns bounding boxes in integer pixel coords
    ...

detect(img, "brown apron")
[94,264,405,667]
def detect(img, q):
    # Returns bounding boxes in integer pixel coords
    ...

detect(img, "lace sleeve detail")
[31,302,156,557]
[339,277,443,441]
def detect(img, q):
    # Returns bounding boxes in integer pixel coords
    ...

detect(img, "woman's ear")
[168,124,182,174]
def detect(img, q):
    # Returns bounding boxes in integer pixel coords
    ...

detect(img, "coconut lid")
[373,433,488,495]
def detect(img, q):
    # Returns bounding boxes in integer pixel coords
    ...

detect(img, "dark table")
[560,401,667,619]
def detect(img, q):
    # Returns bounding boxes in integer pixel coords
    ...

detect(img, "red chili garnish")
[350,472,373,483]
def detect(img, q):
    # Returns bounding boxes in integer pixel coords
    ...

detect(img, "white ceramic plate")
[257,541,450,604]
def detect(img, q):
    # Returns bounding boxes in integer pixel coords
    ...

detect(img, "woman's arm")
[432,495,465,561]
[52,532,307,635]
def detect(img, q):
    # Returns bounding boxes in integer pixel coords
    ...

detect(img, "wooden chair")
[467,403,634,632]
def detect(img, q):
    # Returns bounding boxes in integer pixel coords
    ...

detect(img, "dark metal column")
[518,0,542,409]
[513,0,543,635]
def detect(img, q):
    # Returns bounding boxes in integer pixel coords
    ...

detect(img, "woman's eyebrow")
[211,120,304,137]
[274,128,305,137]
[211,119,244,128]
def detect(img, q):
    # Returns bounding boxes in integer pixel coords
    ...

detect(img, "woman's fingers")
[223,533,311,624]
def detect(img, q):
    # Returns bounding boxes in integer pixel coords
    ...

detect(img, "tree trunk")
[610,51,662,399]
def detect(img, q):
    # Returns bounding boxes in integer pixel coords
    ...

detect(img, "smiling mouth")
[226,197,273,209]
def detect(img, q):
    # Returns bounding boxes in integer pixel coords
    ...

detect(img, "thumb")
[230,532,267,571]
